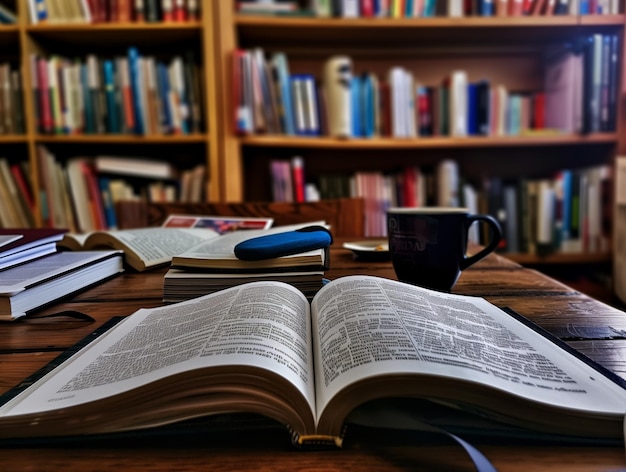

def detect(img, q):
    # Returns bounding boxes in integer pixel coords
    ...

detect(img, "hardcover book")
[0,276,625,444]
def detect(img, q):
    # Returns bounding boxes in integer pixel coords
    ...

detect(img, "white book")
[449,70,468,137]
[389,67,407,137]
[341,0,360,16]
[436,159,460,207]
[448,0,464,16]
[0,251,124,321]
[323,56,352,138]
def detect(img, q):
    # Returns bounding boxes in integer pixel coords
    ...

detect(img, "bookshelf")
[0,1,624,267]
[214,2,625,265]
[0,0,220,231]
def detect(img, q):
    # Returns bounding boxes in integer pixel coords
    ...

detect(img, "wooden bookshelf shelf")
[235,14,625,48]
[0,135,27,143]
[240,134,619,149]
[34,134,209,144]
[24,23,203,46]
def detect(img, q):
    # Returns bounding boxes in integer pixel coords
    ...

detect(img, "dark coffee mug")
[387,207,502,291]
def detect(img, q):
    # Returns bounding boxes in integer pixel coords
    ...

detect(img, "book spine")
[128,47,145,134]
[103,59,119,133]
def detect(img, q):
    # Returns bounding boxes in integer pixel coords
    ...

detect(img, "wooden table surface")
[1,240,625,471]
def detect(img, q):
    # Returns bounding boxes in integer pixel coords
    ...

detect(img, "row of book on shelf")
[269,156,612,256]
[0,148,206,231]
[27,0,200,24]
[30,48,202,136]
[0,63,25,135]
[238,0,620,17]
[234,34,618,139]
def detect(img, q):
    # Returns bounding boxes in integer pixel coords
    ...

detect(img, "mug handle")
[460,214,503,271]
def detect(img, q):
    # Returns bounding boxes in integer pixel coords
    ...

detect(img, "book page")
[311,276,626,421]
[0,281,316,418]
[172,221,327,268]
[90,227,219,266]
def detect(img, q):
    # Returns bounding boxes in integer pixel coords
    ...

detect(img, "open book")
[58,227,220,271]
[1,276,625,444]
[57,223,326,272]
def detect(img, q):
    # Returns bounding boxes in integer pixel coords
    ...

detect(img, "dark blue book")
[362,74,376,137]
[102,60,119,133]
[156,61,173,134]
[476,80,490,136]
[97,177,118,230]
[467,83,478,135]
[351,76,362,137]
[80,64,95,134]
[127,47,145,135]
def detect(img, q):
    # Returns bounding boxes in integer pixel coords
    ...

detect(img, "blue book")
[127,47,145,135]
[423,0,437,16]
[351,77,361,137]
[507,94,521,136]
[560,169,573,244]
[102,60,119,133]
[467,83,478,135]
[34,0,48,21]
[405,0,414,16]
[80,64,95,134]
[156,62,173,134]
[271,53,295,135]
[362,75,376,137]
[98,177,118,230]
[479,0,495,15]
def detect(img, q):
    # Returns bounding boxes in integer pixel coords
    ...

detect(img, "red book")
[291,156,306,203]
[532,92,545,129]
[361,0,375,16]
[10,163,35,212]
[173,0,187,21]
[36,58,53,134]
[508,0,523,15]
[80,161,107,230]
[117,0,132,22]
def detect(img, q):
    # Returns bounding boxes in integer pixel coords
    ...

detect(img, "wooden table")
[1,240,625,471]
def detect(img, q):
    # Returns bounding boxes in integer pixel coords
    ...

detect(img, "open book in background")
[164,221,329,301]
[1,275,625,443]
[57,227,221,271]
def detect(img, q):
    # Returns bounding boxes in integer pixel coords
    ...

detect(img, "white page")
[312,276,626,420]
[0,281,316,418]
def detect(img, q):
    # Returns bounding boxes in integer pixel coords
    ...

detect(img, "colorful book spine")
[127,47,145,134]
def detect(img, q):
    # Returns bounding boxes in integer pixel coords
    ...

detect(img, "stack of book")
[0,228,124,321]
[163,222,330,303]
